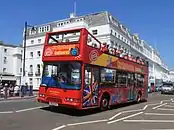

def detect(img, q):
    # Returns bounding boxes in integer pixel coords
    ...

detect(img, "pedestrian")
[9,84,14,97]
[4,83,8,99]
[14,85,20,96]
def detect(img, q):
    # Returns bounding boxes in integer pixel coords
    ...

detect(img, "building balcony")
[28,72,33,76]
[35,71,41,76]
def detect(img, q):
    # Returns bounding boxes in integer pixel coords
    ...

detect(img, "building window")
[30,52,33,58]
[31,40,34,44]
[37,51,41,57]
[29,65,33,73]
[118,34,120,39]
[110,29,113,35]
[20,68,22,73]
[111,41,114,48]
[4,57,7,64]
[3,68,6,73]
[29,78,33,86]
[38,39,41,43]
[115,32,117,36]
[42,27,44,32]
[37,64,40,73]
[4,48,7,53]
[92,30,98,35]
[37,78,41,85]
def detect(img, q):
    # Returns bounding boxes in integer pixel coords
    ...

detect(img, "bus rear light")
[65,98,80,103]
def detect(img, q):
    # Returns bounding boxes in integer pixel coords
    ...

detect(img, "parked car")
[161,84,174,95]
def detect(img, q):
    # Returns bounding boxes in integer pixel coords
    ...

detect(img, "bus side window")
[137,74,144,87]
[117,71,127,87]
[127,73,134,86]
[100,68,116,83]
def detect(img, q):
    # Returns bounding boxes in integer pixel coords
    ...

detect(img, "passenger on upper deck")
[100,43,109,53]
[115,45,122,57]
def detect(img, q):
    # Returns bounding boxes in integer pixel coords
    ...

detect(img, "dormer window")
[92,30,98,35]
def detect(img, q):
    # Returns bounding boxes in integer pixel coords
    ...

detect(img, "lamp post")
[23,21,36,77]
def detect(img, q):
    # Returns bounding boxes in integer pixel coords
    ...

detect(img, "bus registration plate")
[49,102,58,106]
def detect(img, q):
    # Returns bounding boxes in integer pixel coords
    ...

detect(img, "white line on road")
[107,112,143,124]
[124,119,174,123]
[15,106,48,113]
[144,113,174,116]
[109,112,122,120]
[148,102,162,106]
[52,125,66,130]
[122,109,143,113]
[165,105,174,108]
[152,103,167,110]
[0,111,13,114]
[157,108,174,111]
[161,99,172,102]
[67,119,108,126]
[147,129,174,130]
[143,105,148,110]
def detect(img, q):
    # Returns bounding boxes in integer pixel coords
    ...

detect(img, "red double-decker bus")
[37,28,148,110]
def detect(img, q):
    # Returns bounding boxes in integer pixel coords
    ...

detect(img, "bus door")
[128,73,135,100]
[82,66,99,108]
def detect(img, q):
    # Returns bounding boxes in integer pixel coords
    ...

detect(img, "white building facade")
[0,41,22,85]
[169,70,174,82]
[23,11,169,90]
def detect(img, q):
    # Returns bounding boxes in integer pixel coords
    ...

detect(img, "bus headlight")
[65,97,80,103]
[39,94,45,97]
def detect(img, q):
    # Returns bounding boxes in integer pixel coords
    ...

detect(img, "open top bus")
[37,28,148,110]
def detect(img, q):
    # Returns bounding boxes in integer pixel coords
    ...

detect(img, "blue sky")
[0,0,173,68]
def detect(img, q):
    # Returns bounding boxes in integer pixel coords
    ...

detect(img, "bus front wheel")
[100,95,110,111]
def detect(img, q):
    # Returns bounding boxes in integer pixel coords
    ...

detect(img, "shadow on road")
[40,101,146,117]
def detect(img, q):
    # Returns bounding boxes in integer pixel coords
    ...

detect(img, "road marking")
[148,102,162,106]
[107,112,143,124]
[124,119,174,123]
[67,119,108,126]
[157,108,174,111]
[161,99,172,102]
[143,105,148,110]
[0,111,13,114]
[144,113,174,116]
[108,99,170,121]
[147,129,174,130]
[15,106,48,113]
[122,109,143,113]
[165,105,174,108]
[152,103,167,109]
[52,125,66,130]
[109,112,122,120]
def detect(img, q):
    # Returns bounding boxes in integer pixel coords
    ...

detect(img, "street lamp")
[23,21,36,77]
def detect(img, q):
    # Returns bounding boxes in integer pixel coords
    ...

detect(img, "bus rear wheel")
[100,95,109,111]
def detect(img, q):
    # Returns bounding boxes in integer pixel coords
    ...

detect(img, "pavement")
[0,91,38,101]
[0,92,174,130]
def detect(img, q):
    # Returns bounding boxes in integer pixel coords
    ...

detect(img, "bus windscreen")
[41,62,81,89]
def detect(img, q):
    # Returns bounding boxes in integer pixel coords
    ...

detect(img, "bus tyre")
[100,95,109,111]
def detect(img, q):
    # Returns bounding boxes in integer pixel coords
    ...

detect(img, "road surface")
[0,92,174,130]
